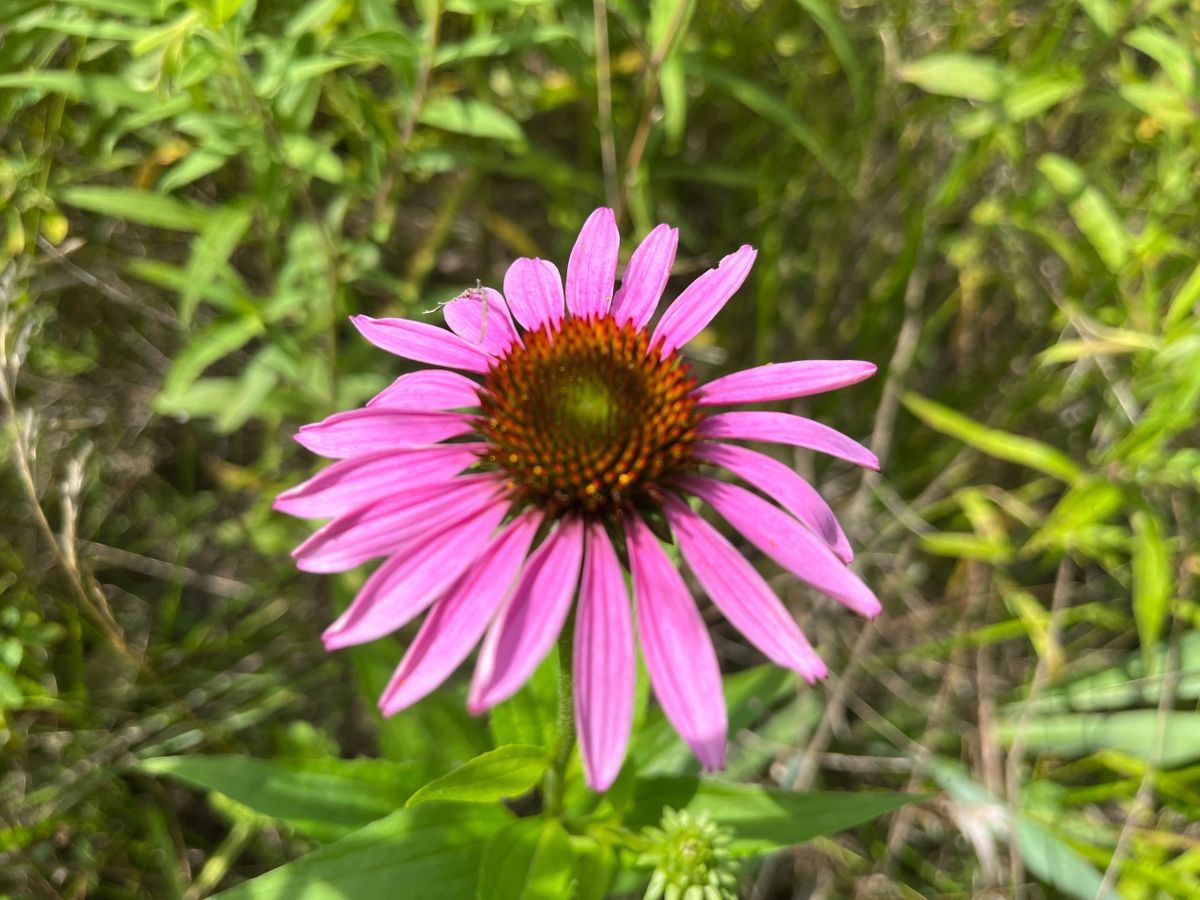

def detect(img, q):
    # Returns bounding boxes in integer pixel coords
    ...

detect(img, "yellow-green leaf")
[902,391,1083,484]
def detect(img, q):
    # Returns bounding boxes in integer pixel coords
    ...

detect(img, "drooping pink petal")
[295,407,473,459]
[502,258,564,333]
[378,511,543,715]
[468,517,585,712]
[610,224,678,330]
[274,443,485,519]
[292,474,504,573]
[699,411,879,470]
[696,360,877,405]
[663,495,827,683]
[652,245,756,354]
[443,288,522,356]
[565,208,620,319]
[682,475,881,618]
[350,315,491,373]
[367,369,482,410]
[322,499,511,650]
[573,522,634,791]
[625,513,727,770]
[695,442,852,563]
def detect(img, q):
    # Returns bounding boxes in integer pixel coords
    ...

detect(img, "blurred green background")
[2,0,1198,896]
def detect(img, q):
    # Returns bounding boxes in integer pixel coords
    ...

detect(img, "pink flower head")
[277,208,880,790]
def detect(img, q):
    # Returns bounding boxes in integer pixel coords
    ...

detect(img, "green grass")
[2,0,1199,896]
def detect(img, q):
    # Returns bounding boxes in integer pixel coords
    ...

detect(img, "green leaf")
[792,0,865,106]
[632,665,797,777]
[211,802,510,899]
[476,819,576,900]
[931,761,1118,900]
[138,755,428,839]
[689,60,850,191]
[626,777,917,854]
[0,71,155,110]
[1131,509,1172,664]
[61,186,215,232]
[1125,27,1195,94]
[1002,71,1084,121]
[898,53,1007,101]
[1037,153,1130,273]
[1018,632,1200,714]
[156,317,264,410]
[1025,477,1124,553]
[901,391,1083,483]
[919,532,1012,563]
[489,649,559,749]
[181,205,253,325]
[995,710,1200,767]
[1166,260,1200,331]
[418,97,525,142]
[406,745,548,807]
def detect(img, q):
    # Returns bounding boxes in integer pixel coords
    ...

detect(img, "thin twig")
[1004,557,1072,895]
[0,288,130,658]
[592,0,618,210]
[617,0,691,220]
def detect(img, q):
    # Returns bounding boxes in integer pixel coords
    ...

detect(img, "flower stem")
[544,612,576,817]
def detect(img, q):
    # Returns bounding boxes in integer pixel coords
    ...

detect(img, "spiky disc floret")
[478,315,702,518]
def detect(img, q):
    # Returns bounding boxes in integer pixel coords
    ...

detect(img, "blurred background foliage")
[1,0,1198,896]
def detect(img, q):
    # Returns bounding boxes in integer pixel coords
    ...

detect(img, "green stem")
[544,617,576,817]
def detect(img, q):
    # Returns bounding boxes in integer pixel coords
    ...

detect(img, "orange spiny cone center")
[478,315,703,518]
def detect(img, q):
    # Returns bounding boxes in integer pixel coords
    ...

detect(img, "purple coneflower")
[276,209,879,791]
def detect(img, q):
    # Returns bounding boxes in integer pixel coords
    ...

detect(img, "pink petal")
[610,224,678,330]
[442,288,522,357]
[468,517,585,711]
[699,411,879,470]
[625,512,727,770]
[274,443,485,519]
[295,407,474,459]
[367,370,482,410]
[696,442,852,563]
[502,258,564,333]
[322,499,511,650]
[663,495,827,683]
[681,475,881,618]
[378,511,543,715]
[573,522,635,791]
[292,474,504,573]
[350,315,491,373]
[696,360,877,405]
[652,245,756,354]
[565,208,620,319]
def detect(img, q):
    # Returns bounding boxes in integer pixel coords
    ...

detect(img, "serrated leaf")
[418,97,524,142]
[476,819,575,900]
[406,745,548,807]
[211,802,510,899]
[898,53,1007,101]
[61,186,215,232]
[901,391,1082,484]
[139,755,428,839]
